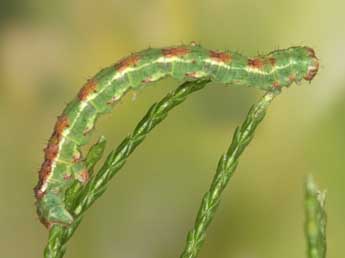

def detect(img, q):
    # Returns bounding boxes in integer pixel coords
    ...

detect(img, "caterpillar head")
[302,47,319,82]
[287,46,319,84]
[248,47,319,92]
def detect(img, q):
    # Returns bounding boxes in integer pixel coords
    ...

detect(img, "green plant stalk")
[305,176,327,258]
[44,79,211,258]
[180,91,276,258]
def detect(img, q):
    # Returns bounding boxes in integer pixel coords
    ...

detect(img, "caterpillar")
[34,43,319,228]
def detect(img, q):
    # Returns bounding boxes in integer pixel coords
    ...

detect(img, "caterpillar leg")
[37,192,74,228]
[72,161,90,184]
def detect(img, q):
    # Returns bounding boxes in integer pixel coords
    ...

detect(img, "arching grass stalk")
[305,176,327,258]
[179,91,276,258]
[44,79,211,258]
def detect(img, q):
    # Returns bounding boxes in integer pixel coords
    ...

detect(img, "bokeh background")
[1,0,344,257]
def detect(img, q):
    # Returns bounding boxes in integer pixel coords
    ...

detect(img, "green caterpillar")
[34,43,319,228]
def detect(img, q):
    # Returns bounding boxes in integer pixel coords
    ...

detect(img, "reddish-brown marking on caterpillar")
[304,65,319,81]
[44,144,59,160]
[272,81,281,89]
[306,47,316,58]
[162,47,190,58]
[248,57,276,69]
[209,50,232,63]
[54,116,69,135]
[35,161,52,199]
[79,170,89,183]
[78,79,97,101]
[268,57,276,66]
[34,116,70,199]
[115,54,140,72]
[248,58,264,69]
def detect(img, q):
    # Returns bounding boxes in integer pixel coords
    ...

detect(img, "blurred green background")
[1,0,344,257]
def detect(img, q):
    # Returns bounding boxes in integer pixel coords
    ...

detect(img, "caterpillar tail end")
[36,193,74,229]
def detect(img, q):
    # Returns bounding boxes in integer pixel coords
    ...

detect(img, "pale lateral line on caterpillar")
[55,158,73,166]
[245,59,298,75]
[34,43,319,228]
